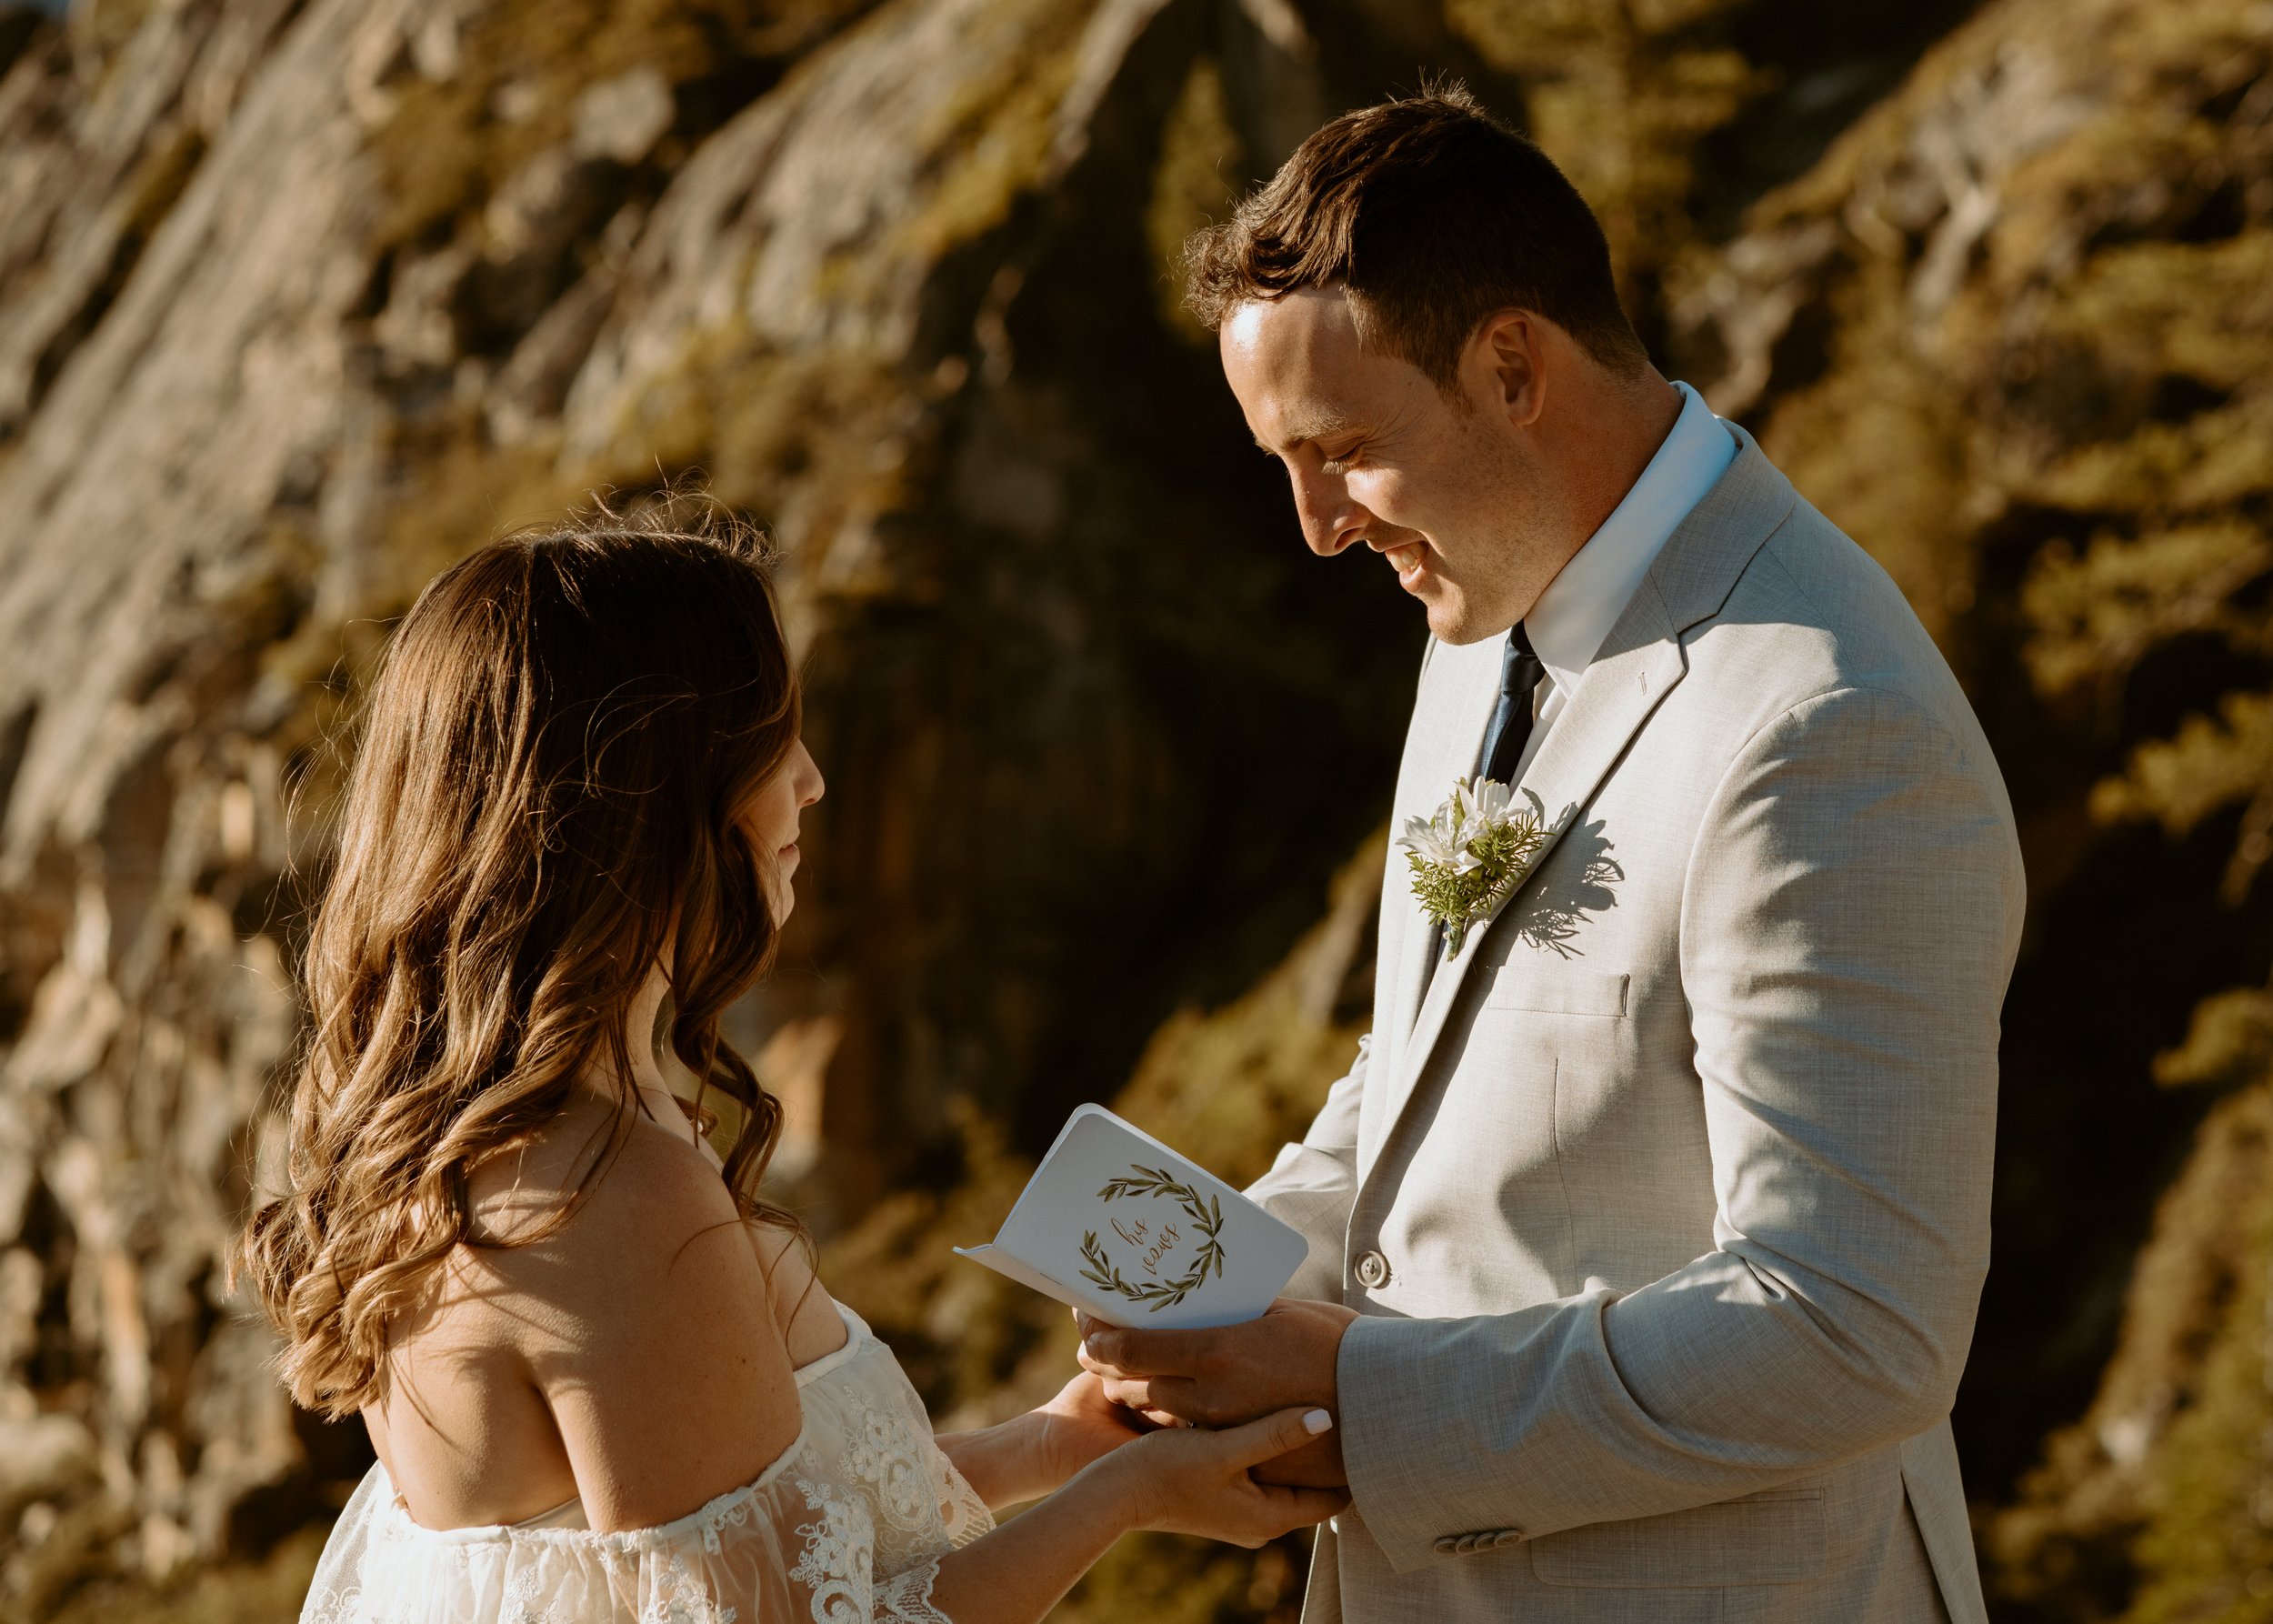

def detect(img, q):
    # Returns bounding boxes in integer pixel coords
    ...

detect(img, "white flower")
[1456,776,1516,831]
[1399,776,1552,957]
[1397,802,1483,872]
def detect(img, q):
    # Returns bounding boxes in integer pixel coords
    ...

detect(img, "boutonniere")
[1398,776,1549,956]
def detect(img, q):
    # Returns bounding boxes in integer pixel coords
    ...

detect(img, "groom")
[1080,87,2024,1622]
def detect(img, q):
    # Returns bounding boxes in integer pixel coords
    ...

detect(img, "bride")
[239,498,1345,1622]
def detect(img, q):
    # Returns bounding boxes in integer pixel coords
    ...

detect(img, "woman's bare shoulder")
[453,1092,754,1326]
[459,1090,619,1247]
[473,1101,805,1526]
[378,1090,805,1529]
[746,1218,846,1368]
[451,1090,838,1378]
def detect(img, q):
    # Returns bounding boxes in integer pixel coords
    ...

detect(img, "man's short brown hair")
[1184,85,1647,388]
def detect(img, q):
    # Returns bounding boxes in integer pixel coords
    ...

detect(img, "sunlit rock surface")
[0,0,1429,1599]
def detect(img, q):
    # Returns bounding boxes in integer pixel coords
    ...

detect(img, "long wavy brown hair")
[241,496,805,1419]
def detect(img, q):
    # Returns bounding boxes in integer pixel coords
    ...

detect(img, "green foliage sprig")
[1399,777,1550,955]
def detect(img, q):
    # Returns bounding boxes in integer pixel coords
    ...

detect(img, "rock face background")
[0,0,2268,1619]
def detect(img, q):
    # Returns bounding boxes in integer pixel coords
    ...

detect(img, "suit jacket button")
[1432,1536,1460,1556]
[1491,1529,1523,1547]
[1355,1250,1391,1289]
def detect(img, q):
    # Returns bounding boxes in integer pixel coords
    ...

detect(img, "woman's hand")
[1036,1371,1153,1484]
[922,1406,1347,1623]
[936,1372,1151,1509]
[1105,1406,1350,1548]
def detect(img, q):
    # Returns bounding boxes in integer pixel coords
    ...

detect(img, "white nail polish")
[1304,1408,1333,1435]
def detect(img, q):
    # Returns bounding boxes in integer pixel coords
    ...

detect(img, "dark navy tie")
[1478,622,1547,787]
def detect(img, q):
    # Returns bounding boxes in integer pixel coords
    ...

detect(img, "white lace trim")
[876,1563,949,1624]
[788,1476,876,1624]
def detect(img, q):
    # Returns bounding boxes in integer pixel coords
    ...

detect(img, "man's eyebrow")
[1253,412,1356,454]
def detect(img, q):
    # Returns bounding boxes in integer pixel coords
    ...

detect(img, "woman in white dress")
[239,500,1345,1623]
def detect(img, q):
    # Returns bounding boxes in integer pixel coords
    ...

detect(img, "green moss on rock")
[1990,1081,2273,1623]
[368,0,873,256]
[1144,55,1242,344]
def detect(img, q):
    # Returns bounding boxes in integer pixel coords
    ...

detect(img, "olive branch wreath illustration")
[1076,1164,1227,1313]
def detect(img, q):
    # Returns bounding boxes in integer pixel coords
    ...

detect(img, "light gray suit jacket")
[1249,427,2024,1624]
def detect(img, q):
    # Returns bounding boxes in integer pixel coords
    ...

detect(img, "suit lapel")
[1367,427,1797,1153]
[1377,637,1504,1053]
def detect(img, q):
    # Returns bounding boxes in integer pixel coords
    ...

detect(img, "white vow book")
[955,1105,1309,1328]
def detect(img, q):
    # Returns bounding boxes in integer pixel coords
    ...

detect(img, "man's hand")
[1077,1298,1359,1489]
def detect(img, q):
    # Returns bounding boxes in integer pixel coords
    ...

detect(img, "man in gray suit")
[1080,87,2024,1622]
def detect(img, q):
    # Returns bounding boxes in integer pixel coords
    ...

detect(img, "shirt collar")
[1523,380,1737,694]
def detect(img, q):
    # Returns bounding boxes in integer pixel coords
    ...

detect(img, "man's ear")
[1475,309,1547,428]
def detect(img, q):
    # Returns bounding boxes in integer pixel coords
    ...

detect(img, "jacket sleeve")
[1337,684,2025,1570]
[1246,1036,1369,1304]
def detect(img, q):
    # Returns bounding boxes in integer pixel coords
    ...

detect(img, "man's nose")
[1289,470,1366,557]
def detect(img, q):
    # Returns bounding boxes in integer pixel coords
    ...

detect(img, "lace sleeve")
[855,1449,982,1624]
[874,1562,949,1624]
[302,1452,953,1624]
[776,1471,888,1624]
[930,1449,992,1550]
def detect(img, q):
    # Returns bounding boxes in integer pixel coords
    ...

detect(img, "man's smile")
[1379,539,1428,587]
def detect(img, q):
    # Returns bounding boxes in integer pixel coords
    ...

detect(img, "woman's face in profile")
[741,737,826,920]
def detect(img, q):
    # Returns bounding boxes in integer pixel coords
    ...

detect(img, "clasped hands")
[1076,1297,1359,1490]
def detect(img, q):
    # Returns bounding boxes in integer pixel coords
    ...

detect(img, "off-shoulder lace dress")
[301,1303,994,1624]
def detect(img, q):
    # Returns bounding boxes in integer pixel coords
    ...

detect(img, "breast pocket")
[1483,967,1629,1018]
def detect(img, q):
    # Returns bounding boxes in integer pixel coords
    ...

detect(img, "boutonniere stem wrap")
[1399,776,1548,956]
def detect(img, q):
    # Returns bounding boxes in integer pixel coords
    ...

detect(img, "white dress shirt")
[1510,380,1737,778]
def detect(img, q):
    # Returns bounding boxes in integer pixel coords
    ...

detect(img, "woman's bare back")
[365,1087,842,1530]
